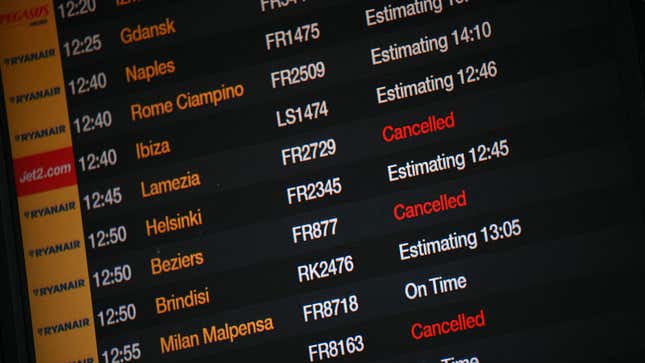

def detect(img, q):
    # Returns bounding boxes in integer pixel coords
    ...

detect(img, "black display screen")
[0,1,644,362]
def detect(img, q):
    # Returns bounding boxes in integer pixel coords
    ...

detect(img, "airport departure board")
[1,1,645,362]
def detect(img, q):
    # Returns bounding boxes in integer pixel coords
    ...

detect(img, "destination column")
[0,1,98,362]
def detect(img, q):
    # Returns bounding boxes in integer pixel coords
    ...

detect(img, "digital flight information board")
[0,1,644,362]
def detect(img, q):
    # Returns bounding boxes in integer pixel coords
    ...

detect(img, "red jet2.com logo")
[0,4,49,29]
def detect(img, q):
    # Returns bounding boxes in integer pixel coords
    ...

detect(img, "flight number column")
[262,3,368,362]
